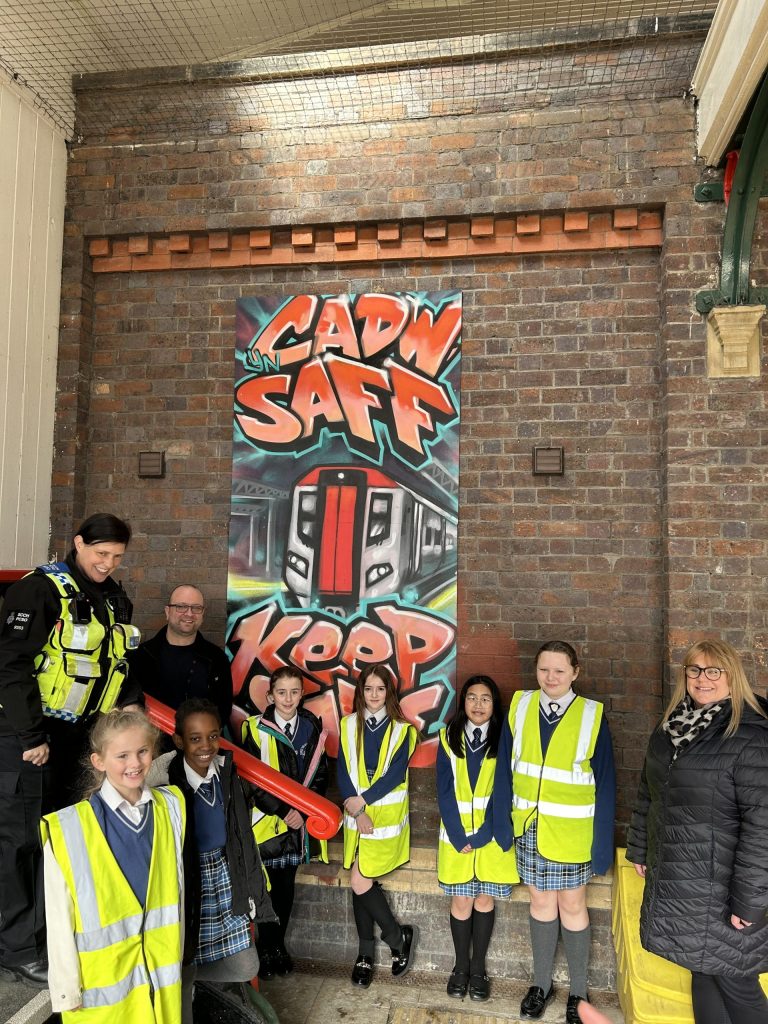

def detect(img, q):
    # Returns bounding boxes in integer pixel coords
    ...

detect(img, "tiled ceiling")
[0,0,718,140]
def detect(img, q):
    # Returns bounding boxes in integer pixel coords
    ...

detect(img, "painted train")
[284,466,457,615]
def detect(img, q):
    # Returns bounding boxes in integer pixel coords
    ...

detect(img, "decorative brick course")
[86,208,663,273]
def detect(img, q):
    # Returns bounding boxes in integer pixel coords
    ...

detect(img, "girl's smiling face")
[176,712,221,777]
[91,725,153,804]
[536,650,579,701]
[464,683,494,726]
[268,674,304,720]
[363,674,388,715]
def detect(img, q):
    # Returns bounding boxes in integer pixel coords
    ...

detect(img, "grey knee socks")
[561,922,591,998]
[529,915,559,992]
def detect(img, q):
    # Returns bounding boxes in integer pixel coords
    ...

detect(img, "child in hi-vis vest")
[147,698,275,1023]
[41,708,185,1023]
[337,663,419,988]
[241,666,328,979]
[495,641,615,1024]
[436,675,518,1002]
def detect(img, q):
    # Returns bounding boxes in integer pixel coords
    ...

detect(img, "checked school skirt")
[514,819,593,891]
[195,847,253,965]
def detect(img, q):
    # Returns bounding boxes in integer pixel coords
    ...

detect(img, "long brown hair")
[662,640,765,737]
[353,663,407,748]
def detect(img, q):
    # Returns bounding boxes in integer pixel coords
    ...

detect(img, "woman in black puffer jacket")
[627,639,768,1024]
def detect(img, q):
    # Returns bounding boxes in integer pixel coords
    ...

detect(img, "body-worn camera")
[69,593,92,624]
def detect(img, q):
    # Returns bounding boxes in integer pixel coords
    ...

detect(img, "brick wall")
[52,42,768,842]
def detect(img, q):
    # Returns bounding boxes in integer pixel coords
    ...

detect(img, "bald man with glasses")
[127,584,233,733]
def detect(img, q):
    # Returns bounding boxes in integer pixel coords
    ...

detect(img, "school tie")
[368,716,377,729]
[284,721,293,740]
[472,727,482,748]
[549,701,561,719]
[198,780,215,805]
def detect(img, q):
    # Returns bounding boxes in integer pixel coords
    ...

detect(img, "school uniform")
[494,686,616,1014]
[42,780,185,1022]
[147,750,274,966]
[337,709,420,980]
[494,689,615,885]
[337,710,418,876]
[436,721,518,898]
[147,749,274,1023]
[241,705,327,967]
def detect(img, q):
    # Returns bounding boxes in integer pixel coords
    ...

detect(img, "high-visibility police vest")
[437,729,519,885]
[340,714,417,876]
[509,690,602,863]
[40,786,185,1023]
[240,715,328,863]
[32,563,141,723]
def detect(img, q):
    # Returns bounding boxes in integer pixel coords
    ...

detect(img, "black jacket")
[126,626,233,729]
[149,749,276,964]
[241,704,328,861]
[0,554,132,747]
[626,702,768,977]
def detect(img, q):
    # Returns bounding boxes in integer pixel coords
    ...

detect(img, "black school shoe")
[469,972,490,1001]
[257,950,277,980]
[446,968,469,997]
[351,955,373,987]
[275,947,293,975]
[520,984,555,1019]
[391,924,418,977]
[0,958,48,988]
[566,993,588,1024]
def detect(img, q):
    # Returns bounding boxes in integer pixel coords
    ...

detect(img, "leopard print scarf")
[662,694,729,761]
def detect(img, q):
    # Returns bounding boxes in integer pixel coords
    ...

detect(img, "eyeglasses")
[466,695,493,706]
[167,603,205,614]
[685,665,725,680]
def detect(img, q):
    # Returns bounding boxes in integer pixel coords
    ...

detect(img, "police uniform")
[0,552,135,970]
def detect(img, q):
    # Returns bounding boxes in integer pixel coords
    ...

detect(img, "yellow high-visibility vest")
[40,786,185,1023]
[32,565,141,723]
[437,729,519,885]
[241,716,328,863]
[340,714,417,875]
[509,690,602,863]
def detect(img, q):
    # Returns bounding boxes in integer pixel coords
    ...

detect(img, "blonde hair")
[662,640,765,737]
[82,708,160,799]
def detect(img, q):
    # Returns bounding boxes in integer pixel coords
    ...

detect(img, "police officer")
[0,513,139,987]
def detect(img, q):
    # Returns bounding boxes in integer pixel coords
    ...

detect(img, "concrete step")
[290,841,616,991]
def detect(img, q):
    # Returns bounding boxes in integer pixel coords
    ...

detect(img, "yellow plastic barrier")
[612,849,768,1024]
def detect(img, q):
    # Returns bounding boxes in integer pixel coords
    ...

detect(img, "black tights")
[691,971,768,1024]
[259,865,298,952]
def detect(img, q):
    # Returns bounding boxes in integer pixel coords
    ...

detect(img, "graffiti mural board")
[226,292,460,765]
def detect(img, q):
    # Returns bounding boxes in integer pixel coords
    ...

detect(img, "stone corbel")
[706,305,765,378]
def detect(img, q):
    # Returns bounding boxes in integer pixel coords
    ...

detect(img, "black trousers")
[691,971,768,1024]
[0,735,50,966]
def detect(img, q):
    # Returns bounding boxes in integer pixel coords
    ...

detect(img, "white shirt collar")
[274,713,299,735]
[539,688,576,716]
[183,754,224,792]
[100,778,154,825]
[465,720,489,745]
[364,708,387,727]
